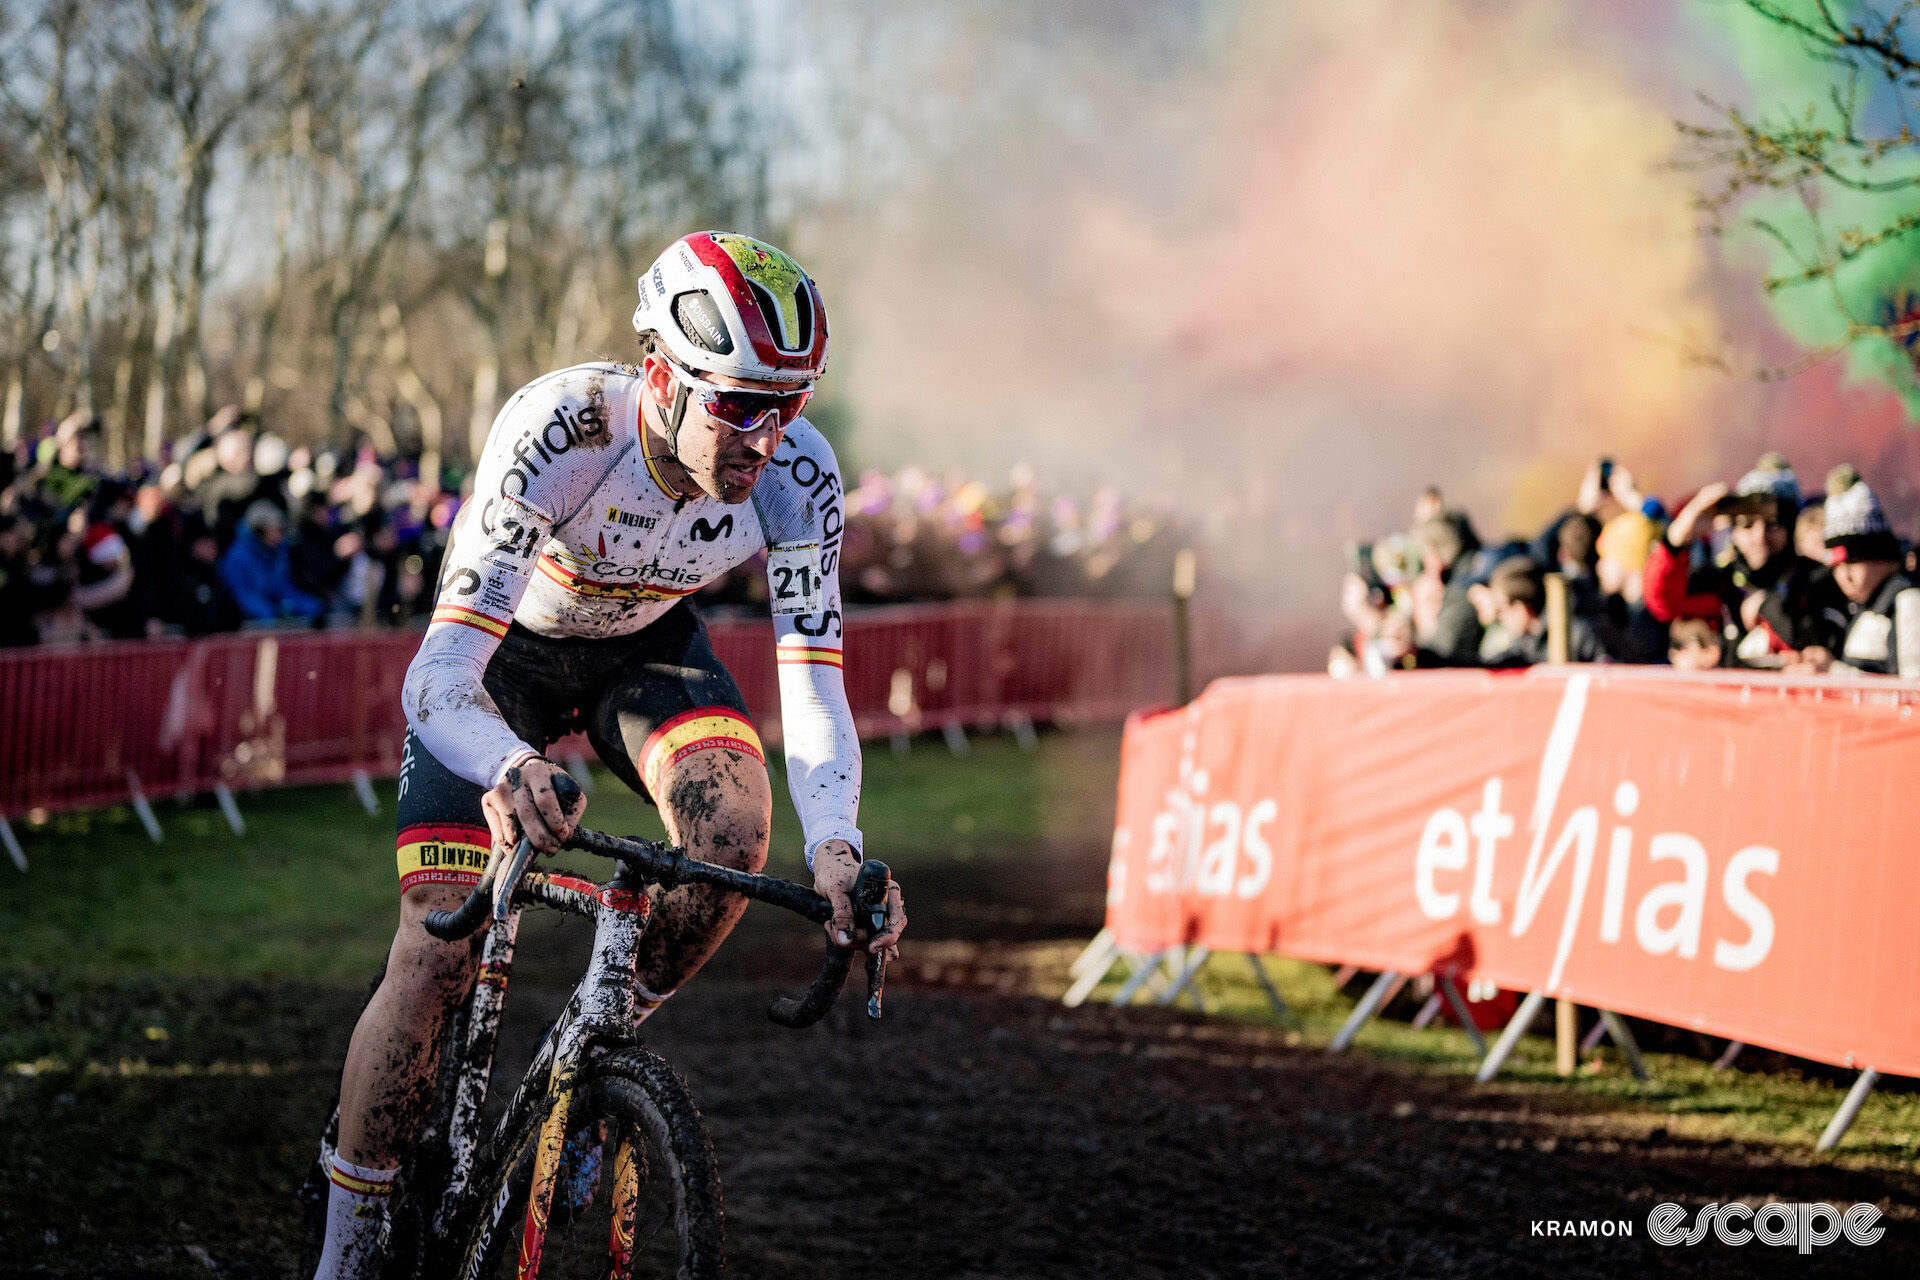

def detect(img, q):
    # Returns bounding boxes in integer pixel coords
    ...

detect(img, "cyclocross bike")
[299,773,893,1279]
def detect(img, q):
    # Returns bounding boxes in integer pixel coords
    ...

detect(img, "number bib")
[768,543,825,615]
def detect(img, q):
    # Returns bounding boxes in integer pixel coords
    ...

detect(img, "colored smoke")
[786,0,1916,668]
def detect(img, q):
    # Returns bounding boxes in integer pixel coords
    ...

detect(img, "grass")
[1072,948,1920,1167]
[0,729,1117,982]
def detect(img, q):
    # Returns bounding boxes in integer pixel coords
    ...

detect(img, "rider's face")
[643,353,790,505]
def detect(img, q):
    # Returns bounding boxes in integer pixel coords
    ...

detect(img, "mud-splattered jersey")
[402,362,858,862]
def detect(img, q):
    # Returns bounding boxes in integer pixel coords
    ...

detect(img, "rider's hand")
[812,840,906,957]
[483,753,584,856]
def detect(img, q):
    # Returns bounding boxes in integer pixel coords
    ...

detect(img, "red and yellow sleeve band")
[430,603,510,639]
[776,645,843,669]
[638,709,764,795]
[397,823,491,893]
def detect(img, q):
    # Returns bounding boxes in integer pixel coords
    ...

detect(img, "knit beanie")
[1823,479,1902,564]
[1733,452,1801,525]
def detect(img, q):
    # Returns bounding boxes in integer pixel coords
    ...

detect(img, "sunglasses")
[661,358,812,432]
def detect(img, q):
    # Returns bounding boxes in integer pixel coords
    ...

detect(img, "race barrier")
[1088,667,1920,1145]
[0,598,1173,833]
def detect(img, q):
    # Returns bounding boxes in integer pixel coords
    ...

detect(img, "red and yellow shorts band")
[397,822,492,893]
[638,709,764,794]
[776,645,843,669]
[430,603,510,639]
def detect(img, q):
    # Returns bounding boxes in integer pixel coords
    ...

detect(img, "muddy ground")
[4,840,1916,1279]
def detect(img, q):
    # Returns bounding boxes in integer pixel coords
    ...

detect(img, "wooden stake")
[1556,998,1577,1075]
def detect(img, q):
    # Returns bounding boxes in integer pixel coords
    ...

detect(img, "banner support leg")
[351,770,380,816]
[1247,955,1288,1019]
[126,771,164,844]
[1712,1041,1745,1071]
[1596,1009,1649,1082]
[1329,970,1401,1052]
[1157,945,1211,1009]
[942,723,970,757]
[212,783,246,837]
[1109,948,1171,1006]
[1411,994,1442,1031]
[1006,713,1038,752]
[0,817,24,873]
[1476,990,1547,1082]
[1436,975,1486,1056]
[1816,1068,1879,1152]
[563,753,595,792]
[1068,928,1115,979]
[1062,931,1120,1008]
[1580,1020,1609,1053]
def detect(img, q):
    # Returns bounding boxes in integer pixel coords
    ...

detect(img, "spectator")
[1643,453,1835,667]
[0,512,41,647]
[72,480,141,638]
[1480,556,1605,667]
[1592,511,1666,662]
[219,500,323,624]
[1791,479,1920,678]
[1407,516,1482,663]
[168,515,243,636]
[1666,616,1725,671]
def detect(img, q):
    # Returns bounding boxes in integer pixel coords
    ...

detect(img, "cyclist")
[312,232,906,1280]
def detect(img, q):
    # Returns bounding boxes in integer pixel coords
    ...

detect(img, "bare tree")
[1682,0,1920,398]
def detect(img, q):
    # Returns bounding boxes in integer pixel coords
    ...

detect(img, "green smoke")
[1699,0,1920,418]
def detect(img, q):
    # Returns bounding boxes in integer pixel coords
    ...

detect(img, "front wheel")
[457,1045,725,1279]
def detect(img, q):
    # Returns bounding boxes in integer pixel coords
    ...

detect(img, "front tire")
[457,1046,725,1279]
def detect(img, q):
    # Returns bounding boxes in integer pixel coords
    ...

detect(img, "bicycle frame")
[414,865,656,1278]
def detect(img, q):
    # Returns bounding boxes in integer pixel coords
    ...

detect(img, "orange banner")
[1107,669,1920,1077]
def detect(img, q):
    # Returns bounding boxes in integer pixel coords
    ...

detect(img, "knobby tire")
[457,1045,725,1280]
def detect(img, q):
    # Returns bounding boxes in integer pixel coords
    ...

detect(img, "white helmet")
[632,231,828,385]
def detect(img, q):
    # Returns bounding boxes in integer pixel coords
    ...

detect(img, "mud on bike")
[298,773,893,1279]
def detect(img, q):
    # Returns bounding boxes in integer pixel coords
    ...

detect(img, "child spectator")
[1481,556,1605,667]
[1666,617,1724,671]
[1792,479,1920,677]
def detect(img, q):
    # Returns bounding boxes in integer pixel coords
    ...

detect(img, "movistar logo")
[690,515,733,542]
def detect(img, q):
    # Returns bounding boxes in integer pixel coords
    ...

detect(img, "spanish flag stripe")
[397,822,491,848]
[639,711,763,788]
[329,1167,396,1197]
[431,606,510,639]
[776,647,842,662]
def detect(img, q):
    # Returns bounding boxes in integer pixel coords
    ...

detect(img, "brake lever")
[491,771,585,920]
[853,859,891,1020]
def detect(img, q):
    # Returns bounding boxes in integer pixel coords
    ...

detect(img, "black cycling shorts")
[394,602,761,895]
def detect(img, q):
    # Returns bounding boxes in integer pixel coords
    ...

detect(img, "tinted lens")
[704,387,810,430]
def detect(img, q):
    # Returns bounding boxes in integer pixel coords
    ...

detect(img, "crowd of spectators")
[1333,454,1920,680]
[0,409,1189,648]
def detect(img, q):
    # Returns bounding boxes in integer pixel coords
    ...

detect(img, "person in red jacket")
[1641,453,1838,667]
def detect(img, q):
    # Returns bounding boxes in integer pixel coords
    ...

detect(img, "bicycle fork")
[515,877,652,1280]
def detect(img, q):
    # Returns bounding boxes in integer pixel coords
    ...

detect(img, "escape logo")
[1647,1202,1884,1251]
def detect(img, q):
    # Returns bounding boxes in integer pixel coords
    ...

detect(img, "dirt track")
[4,852,1917,1278]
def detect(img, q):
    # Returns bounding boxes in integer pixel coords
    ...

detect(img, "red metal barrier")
[0,599,1173,820]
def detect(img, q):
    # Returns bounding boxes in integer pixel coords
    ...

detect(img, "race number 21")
[769,543,825,616]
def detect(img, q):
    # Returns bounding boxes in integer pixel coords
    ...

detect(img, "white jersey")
[403,362,858,862]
